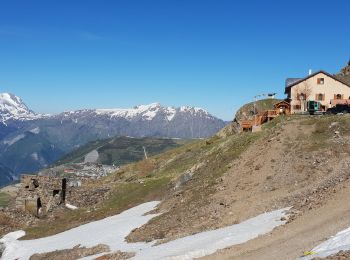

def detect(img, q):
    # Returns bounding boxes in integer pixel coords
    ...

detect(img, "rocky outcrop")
[336,60,350,85]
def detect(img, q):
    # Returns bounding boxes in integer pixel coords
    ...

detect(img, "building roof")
[273,100,291,108]
[285,78,302,88]
[284,70,350,94]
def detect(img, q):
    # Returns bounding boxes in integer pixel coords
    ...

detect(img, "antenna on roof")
[309,69,312,75]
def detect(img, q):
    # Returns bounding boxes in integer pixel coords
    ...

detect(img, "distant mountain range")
[0,93,226,186]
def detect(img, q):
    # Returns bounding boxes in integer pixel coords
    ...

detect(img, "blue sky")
[0,0,349,120]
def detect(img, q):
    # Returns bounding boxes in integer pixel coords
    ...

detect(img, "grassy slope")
[23,127,262,239]
[0,192,10,207]
[22,114,350,241]
[53,139,110,165]
[53,136,188,166]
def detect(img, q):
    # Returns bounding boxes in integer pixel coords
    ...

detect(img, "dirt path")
[203,170,350,260]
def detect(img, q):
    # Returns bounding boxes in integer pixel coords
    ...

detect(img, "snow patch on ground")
[0,201,160,260]
[84,150,99,163]
[302,227,350,259]
[133,207,290,260]
[65,204,78,210]
[0,202,290,260]
[3,134,25,146]
[31,153,39,161]
[29,127,40,134]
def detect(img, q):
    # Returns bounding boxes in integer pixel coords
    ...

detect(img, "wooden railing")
[240,109,280,132]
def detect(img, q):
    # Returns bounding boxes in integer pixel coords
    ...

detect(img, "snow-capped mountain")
[50,102,224,140]
[0,93,221,127]
[0,93,227,186]
[0,93,41,124]
[57,103,214,123]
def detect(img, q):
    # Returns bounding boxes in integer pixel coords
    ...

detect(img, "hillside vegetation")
[4,114,350,259]
[53,136,188,166]
[0,192,10,208]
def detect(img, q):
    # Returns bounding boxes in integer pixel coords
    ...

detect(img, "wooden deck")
[240,108,283,133]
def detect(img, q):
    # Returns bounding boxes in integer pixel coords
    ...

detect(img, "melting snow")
[302,227,350,259]
[0,201,290,260]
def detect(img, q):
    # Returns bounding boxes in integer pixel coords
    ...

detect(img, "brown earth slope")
[3,115,350,259]
[127,115,350,245]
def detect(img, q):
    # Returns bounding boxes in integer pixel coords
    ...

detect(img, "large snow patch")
[1,202,290,260]
[302,227,350,259]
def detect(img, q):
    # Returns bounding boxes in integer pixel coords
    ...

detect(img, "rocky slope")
[336,60,350,85]
[0,93,226,185]
[3,114,350,259]
[217,98,282,137]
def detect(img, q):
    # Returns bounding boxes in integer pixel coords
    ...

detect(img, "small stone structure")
[16,175,72,217]
[16,173,111,218]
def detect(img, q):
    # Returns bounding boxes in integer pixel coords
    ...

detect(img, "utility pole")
[143,146,148,160]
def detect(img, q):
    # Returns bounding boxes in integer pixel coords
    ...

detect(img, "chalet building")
[285,71,350,114]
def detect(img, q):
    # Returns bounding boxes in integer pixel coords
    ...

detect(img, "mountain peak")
[134,102,161,109]
[0,92,38,123]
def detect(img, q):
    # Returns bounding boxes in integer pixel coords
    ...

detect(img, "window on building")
[297,93,306,100]
[293,105,301,110]
[335,94,343,100]
[316,93,325,101]
[317,78,325,84]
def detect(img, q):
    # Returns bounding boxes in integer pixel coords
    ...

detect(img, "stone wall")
[17,175,70,217]
[16,174,111,217]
